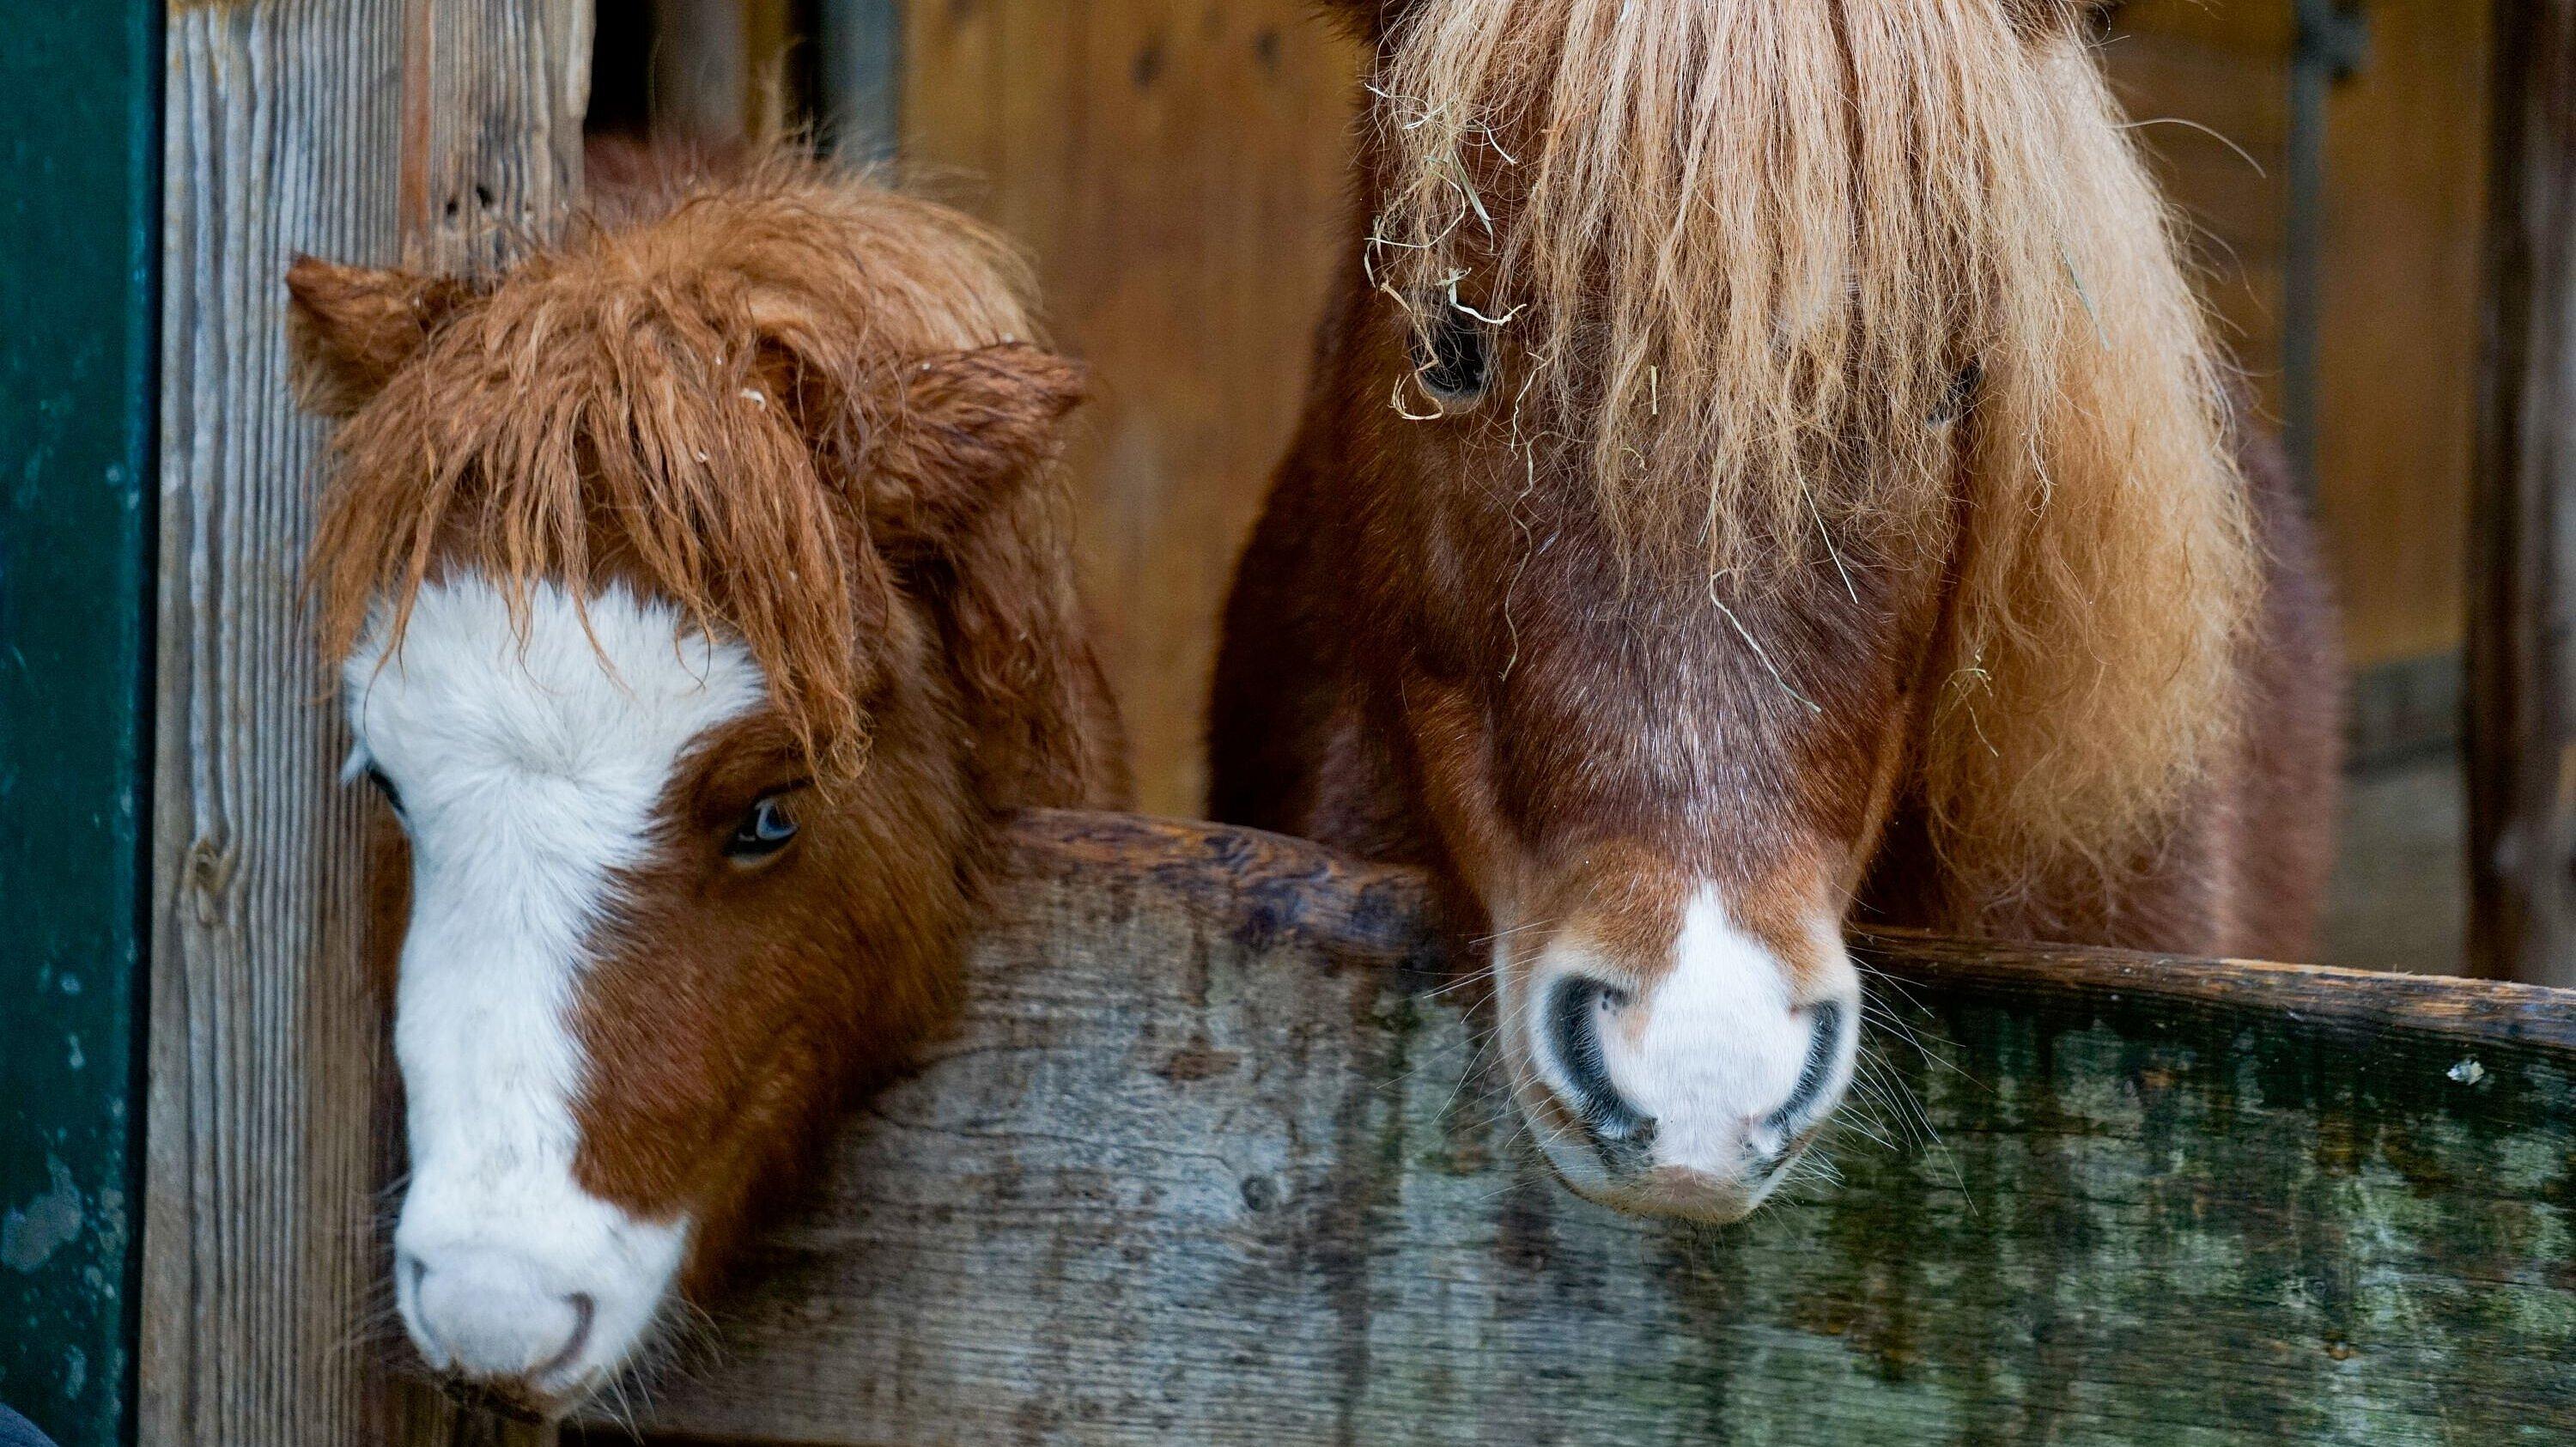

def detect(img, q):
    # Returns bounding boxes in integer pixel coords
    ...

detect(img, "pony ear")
[861,342,1109,808]
[864,343,1089,541]
[284,257,470,417]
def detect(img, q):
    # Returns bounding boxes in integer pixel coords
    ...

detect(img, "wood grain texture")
[2470,0,2576,989]
[2315,0,2493,669]
[143,3,586,1444]
[586,811,2576,1447]
[899,1,1366,814]
[2102,0,2293,430]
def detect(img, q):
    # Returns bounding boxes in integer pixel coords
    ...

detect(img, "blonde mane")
[1369,0,2259,910]
[307,155,1045,779]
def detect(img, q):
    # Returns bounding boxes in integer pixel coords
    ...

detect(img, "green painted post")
[0,3,161,1445]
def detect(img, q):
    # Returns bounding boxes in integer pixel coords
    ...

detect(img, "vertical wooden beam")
[142,4,586,1446]
[819,0,904,159]
[2470,0,2576,986]
[741,0,801,137]
[0,6,160,1447]
[649,0,751,143]
[643,0,806,146]
[2286,0,2371,499]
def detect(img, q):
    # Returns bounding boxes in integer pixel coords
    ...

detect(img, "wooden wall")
[2312,0,2494,667]
[2104,2,2295,429]
[899,2,1364,814]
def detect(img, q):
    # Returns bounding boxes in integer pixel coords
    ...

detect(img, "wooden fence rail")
[517,811,2576,1447]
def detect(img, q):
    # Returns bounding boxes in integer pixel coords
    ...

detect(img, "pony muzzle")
[1511,893,1859,1221]
[392,1185,687,1414]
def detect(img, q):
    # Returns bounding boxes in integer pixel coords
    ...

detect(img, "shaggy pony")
[1210,0,2336,1224]
[289,149,1125,1411]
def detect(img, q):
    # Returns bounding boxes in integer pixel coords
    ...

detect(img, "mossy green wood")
[0,4,158,1445]
[564,812,2575,1447]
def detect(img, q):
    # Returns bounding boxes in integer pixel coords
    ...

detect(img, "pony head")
[290,156,1111,1413]
[1312,0,2254,1217]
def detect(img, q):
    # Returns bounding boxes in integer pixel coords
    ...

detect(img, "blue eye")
[726,794,799,860]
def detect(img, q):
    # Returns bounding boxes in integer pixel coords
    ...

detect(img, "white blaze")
[344,574,766,1392]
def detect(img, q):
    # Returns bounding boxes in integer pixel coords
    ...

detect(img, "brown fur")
[303,149,1127,1321]
[1214,2,2338,965]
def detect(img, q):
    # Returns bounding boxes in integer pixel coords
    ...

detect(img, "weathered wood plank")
[143,4,585,1445]
[2472,0,2576,988]
[588,812,2576,1447]
[817,0,902,160]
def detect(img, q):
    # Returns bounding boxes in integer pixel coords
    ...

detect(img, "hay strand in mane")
[1369,0,2259,911]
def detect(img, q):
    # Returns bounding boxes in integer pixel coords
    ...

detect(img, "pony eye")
[1929,360,1984,427]
[363,765,404,817]
[726,794,800,861]
[1410,311,1492,405]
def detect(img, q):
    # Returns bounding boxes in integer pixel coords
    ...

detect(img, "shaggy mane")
[1368,0,2259,908]
[308,153,1045,778]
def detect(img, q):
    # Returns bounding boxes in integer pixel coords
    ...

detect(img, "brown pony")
[1212,0,2337,1221]
[289,150,1125,1415]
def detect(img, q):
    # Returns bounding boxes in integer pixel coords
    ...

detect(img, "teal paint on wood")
[0,3,160,1445]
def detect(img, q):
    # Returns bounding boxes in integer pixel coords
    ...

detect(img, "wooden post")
[2471,0,2576,986]
[649,0,752,143]
[817,0,903,159]
[645,0,806,144]
[141,4,586,1445]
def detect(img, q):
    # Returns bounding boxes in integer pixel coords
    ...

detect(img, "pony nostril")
[400,1251,428,1302]
[1546,975,1655,1152]
[1763,999,1850,1135]
[533,1292,598,1382]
